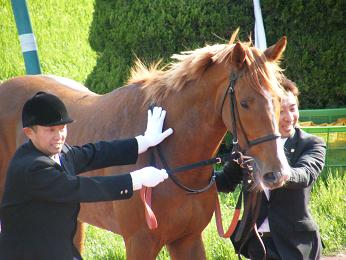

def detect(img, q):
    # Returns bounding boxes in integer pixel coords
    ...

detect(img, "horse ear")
[229,27,240,45]
[263,36,287,62]
[231,42,246,69]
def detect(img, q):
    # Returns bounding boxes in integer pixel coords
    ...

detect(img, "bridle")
[221,72,280,166]
[150,71,280,193]
[142,70,281,234]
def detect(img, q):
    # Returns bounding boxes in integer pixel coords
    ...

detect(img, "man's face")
[279,91,299,138]
[24,124,67,156]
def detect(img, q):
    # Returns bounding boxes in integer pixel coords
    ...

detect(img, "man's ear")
[23,127,34,139]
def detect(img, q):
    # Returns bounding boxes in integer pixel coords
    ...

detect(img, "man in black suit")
[216,78,326,260]
[0,92,173,260]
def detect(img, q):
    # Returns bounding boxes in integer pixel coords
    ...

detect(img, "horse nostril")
[263,172,277,183]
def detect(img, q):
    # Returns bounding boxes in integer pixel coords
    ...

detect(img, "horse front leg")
[167,234,206,260]
[124,231,163,260]
[73,221,86,254]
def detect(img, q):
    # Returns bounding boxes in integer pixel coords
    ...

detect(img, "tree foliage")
[86,0,345,108]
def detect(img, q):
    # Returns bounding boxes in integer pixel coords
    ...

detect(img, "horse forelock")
[242,47,284,99]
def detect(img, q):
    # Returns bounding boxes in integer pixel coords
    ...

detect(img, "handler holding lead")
[0,91,173,260]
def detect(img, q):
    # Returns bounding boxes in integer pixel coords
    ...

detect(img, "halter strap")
[155,144,216,194]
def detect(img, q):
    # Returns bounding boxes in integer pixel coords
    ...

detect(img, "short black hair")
[280,75,299,97]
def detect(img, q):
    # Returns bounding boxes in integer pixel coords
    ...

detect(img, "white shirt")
[51,154,61,166]
[258,137,287,232]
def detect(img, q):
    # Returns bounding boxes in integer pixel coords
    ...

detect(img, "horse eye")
[240,100,249,109]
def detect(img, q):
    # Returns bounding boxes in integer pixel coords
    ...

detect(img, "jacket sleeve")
[25,159,133,203]
[65,138,138,175]
[215,160,243,193]
[285,135,326,189]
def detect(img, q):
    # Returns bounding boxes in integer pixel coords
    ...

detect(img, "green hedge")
[261,0,346,108]
[1,1,345,108]
[86,0,254,93]
[86,0,345,109]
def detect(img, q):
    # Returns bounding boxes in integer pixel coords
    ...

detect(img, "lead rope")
[140,187,157,229]
[139,147,159,230]
[215,189,243,237]
[235,190,265,260]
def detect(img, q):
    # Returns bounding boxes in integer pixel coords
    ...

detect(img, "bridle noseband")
[150,71,280,194]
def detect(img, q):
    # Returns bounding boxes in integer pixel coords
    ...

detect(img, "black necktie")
[256,192,269,227]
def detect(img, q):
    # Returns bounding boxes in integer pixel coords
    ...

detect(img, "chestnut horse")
[0,36,290,259]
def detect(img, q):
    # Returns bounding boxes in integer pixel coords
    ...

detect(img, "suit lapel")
[270,129,299,200]
[284,129,298,164]
[59,145,73,175]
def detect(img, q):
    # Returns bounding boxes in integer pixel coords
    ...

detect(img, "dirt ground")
[321,253,346,260]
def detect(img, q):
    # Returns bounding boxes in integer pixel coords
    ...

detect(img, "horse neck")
[68,85,145,144]
[76,80,227,163]
[161,76,228,166]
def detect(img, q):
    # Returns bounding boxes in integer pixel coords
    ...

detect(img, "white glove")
[130,166,169,190]
[136,106,173,154]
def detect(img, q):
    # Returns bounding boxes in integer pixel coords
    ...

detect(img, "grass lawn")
[0,0,96,83]
[83,169,346,259]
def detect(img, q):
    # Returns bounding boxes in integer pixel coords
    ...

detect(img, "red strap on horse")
[140,186,243,235]
[215,190,242,238]
[140,187,158,229]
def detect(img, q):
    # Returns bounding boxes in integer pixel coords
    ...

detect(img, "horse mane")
[128,38,284,103]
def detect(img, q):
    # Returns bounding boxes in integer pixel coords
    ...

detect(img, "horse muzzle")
[261,170,289,189]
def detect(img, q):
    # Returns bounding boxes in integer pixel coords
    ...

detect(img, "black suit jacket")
[217,128,326,260]
[0,138,138,260]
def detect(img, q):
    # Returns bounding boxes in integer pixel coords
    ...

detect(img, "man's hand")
[130,166,169,190]
[136,107,173,154]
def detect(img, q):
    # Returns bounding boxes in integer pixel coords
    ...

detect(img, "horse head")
[218,36,290,190]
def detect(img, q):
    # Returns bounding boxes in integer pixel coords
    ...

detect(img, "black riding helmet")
[22,91,74,128]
